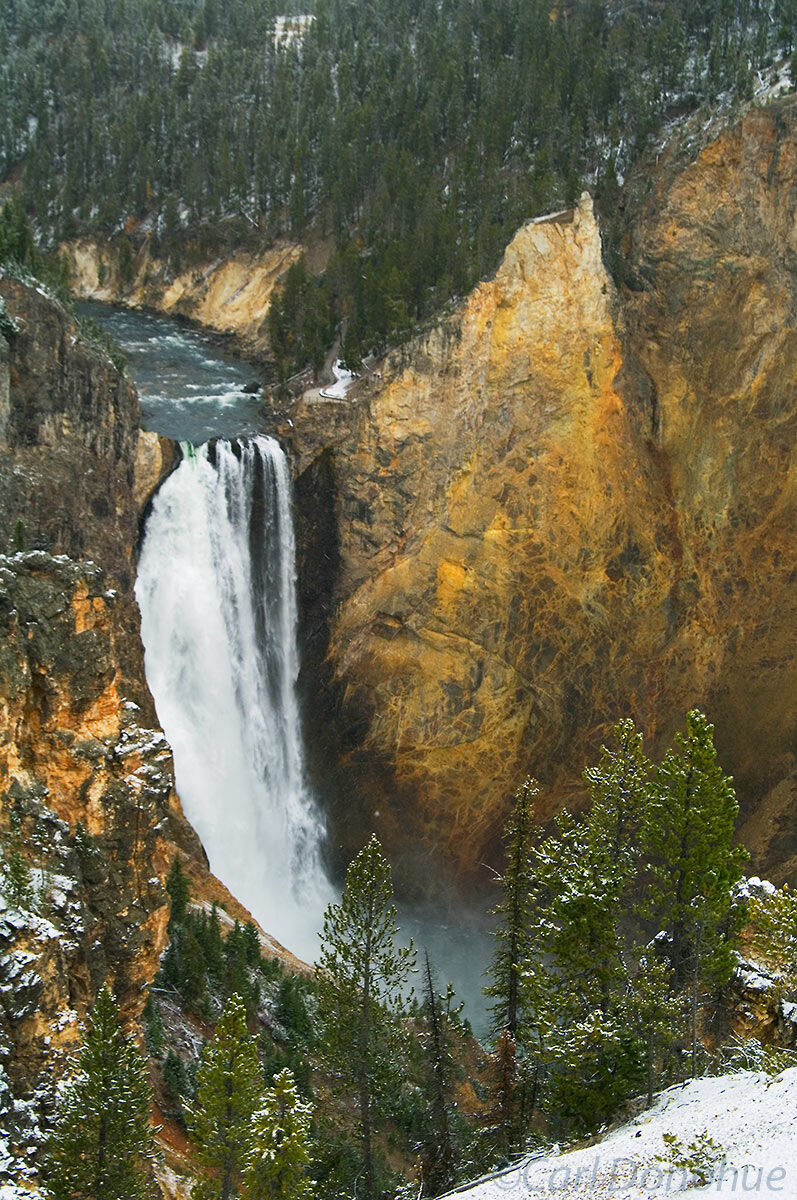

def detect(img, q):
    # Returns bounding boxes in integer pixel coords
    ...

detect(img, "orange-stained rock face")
[623,97,797,882]
[293,102,797,894]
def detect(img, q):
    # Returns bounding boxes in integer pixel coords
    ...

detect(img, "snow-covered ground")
[447,1069,797,1198]
[319,359,358,399]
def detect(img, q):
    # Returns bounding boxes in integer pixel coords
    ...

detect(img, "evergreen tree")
[243,1067,313,1200]
[166,855,190,929]
[485,778,539,1040]
[483,777,540,1150]
[163,1049,191,1122]
[626,953,682,1106]
[583,717,651,875]
[315,835,415,1200]
[749,883,797,996]
[42,985,156,1200]
[1,849,34,910]
[187,993,263,1200]
[642,709,747,1073]
[524,811,641,1133]
[418,951,456,1192]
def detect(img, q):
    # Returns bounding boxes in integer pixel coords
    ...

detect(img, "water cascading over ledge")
[136,435,331,959]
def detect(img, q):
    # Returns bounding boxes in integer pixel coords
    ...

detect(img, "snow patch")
[449,1069,797,1197]
[319,359,357,400]
[273,14,314,48]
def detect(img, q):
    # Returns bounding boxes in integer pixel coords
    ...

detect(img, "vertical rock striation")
[293,100,797,893]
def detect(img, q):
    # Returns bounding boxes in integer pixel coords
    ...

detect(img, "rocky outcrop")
[292,98,797,894]
[622,97,797,885]
[63,237,302,360]
[0,278,251,1193]
[0,279,162,713]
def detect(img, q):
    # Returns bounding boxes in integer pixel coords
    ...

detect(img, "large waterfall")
[136,436,331,959]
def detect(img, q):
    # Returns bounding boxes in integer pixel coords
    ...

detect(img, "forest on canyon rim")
[2,0,797,1197]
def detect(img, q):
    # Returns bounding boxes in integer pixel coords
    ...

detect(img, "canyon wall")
[0,280,280,1189]
[292,99,797,894]
[63,237,302,360]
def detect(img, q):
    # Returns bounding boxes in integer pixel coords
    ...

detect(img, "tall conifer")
[315,835,415,1200]
[642,709,747,1071]
[42,985,156,1200]
[187,993,263,1200]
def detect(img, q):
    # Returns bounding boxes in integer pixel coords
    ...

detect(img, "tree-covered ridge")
[2,0,795,364]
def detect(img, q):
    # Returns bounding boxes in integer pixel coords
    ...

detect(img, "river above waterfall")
[78,301,265,443]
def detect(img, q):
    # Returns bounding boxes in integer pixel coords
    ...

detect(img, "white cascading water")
[135,435,331,960]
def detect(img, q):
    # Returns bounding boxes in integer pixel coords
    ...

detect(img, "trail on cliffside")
[136,436,331,959]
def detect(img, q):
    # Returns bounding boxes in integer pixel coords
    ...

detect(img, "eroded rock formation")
[63,237,302,360]
[292,99,797,894]
[0,280,272,1191]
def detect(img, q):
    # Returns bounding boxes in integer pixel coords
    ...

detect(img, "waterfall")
[135,435,331,960]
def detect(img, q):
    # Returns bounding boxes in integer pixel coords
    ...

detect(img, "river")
[84,300,492,1031]
[79,301,264,443]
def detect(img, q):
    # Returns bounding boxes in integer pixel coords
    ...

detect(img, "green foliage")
[2,0,791,370]
[541,1009,645,1135]
[156,866,270,1021]
[315,835,415,1200]
[1,806,35,910]
[486,712,745,1140]
[42,985,156,1200]
[485,778,540,1042]
[642,710,747,1073]
[143,995,165,1058]
[162,1049,192,1123]
[243,1067,314,1200]
[0,195,36,270]
[275,973,315,1049]
[166,856,191,929]
[1,848,34,911]
[750,884,797,994]
[626,954,683,1107]
[656,1129,725,1187]
[416,951,458,1191]
[187,993,263,1200]
[644,710,747,989]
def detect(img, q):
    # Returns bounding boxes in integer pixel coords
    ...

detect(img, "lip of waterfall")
[136,434,332,962]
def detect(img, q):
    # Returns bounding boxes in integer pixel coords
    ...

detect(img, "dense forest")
[1,0,795,367]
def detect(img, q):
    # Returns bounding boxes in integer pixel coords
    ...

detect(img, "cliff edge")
[293,99,797,893]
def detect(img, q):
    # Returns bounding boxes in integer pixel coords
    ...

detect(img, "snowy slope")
[447,1069,797,1198]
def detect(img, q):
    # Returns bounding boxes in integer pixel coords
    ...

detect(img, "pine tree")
[243,1067,313,1200]
[1,849,34,910]
[483,777,540,1150]
[418,951,456,1192]
[626,953,682,1106]
[42,985,156,1200]
[315,835,415,1200]
[524,811,641,1133]
[187,993,264,1200]
[749,884,797,996]
[642,709,747,1074]
[485,778,539,1041]
[166,856,190,929]
[583,717,651,876]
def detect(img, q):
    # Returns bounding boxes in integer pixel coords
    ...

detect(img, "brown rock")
[293,102,797,896]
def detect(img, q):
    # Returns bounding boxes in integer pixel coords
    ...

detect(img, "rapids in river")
[79,301,264,442]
